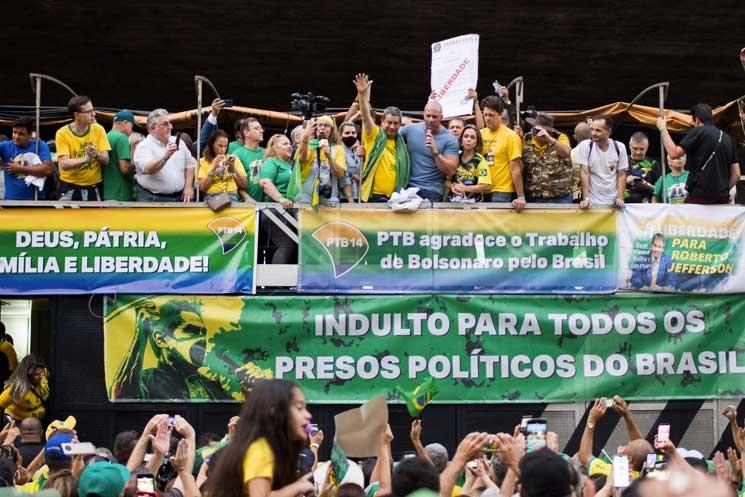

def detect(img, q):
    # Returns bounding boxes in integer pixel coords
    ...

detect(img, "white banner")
[430,34,479,118]
[617,204,745,293]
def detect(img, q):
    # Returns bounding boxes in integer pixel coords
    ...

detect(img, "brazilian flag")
[329,440,349,487]
[396,377,439,418]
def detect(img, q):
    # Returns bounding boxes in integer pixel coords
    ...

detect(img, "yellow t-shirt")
[529,133,571,152]
[0,375,49,420]
[55,123,111,186]
[242,437,274,495]
[362,127,398,197]
[0,341,17,372]
[198,156,246,194]
[588,457,640,479]
[296,144,346,182]
[480,125,522,193]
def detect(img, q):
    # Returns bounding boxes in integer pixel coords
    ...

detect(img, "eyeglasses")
[78,108,96,114]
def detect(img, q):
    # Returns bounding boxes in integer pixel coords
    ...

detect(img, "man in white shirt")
[133,109,196,202]
[577,115,628,209]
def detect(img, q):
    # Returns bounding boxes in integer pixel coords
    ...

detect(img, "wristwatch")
[587,421,595,430]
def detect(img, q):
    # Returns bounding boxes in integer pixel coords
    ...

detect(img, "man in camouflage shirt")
[624,131,661,203]
[521,113,573,203]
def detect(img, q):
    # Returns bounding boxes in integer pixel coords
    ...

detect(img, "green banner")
[299,209,617,294]
[104,294,745,402]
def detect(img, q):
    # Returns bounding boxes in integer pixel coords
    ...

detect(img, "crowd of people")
[1,76,742,212]
[0,377,741,497]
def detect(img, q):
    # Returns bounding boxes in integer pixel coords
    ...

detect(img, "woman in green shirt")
[260,134,296,264]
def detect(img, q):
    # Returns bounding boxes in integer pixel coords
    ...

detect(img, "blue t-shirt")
[1,140,52,200]
[400,122,459,196]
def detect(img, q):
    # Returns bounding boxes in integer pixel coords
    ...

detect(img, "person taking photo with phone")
[198,130,248,202]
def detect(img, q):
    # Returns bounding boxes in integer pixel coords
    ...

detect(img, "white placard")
[430,34,479,118]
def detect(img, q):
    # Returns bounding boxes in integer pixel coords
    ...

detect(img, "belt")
[136,183,181,199]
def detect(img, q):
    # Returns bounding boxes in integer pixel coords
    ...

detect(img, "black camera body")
[290,92,330,121]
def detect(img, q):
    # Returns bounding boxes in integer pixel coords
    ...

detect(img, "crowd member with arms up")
[55,95,110,201]
[657,103,740,204]
[207,380,315,497]
[578,396,651,480]
[353,73,410,203]
[292,116,346,205]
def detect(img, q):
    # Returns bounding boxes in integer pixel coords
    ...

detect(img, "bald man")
[16,418,43,464]
[400,100,459,203]
[571,121,592,201]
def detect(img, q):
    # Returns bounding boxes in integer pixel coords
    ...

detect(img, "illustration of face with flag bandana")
[397,377,439,418]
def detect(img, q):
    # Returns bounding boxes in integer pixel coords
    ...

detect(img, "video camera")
[290,92,330,121]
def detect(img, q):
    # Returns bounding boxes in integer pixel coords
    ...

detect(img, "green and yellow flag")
[396,377,439,418]
[329,440,349,487]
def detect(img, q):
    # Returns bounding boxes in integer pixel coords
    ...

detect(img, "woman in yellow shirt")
[0,354,49,421]
[208,380,315,497]
[198,130,249,202]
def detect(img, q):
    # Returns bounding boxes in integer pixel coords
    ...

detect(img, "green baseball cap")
[78,461,131,497]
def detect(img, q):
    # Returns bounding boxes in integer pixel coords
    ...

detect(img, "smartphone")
[62,442,97,455]
[482,436,498,453]
[467,460,478,469]
[402,451,416,459]
[173,134,181,151]
[605,398,614,408]
[520,415,532,434]
[645,453,657,470]
[613,455,630,488]
[167,416,176,428]
[309,423,319,437]
[137,474,156,496]
[656,423,670,448]
[525,419,547,453]
[223,98,234,108]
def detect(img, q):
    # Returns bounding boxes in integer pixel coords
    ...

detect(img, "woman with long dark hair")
[0,355,49,421]
[198,129,249,202]
[208,379,314,497]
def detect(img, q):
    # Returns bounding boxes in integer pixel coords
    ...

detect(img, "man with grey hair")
[133,109,196,202]
[400,99,459,202]
[353,73,411,203]
[625,131,660,203]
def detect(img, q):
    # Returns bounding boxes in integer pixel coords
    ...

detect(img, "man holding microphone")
[400,100,459,203]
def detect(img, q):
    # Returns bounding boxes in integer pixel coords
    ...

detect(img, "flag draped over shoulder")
[286,139,321,208]
[359,127,410,202]
[396,377,439,418]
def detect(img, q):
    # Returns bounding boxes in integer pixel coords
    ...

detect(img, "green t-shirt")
[228,141,265,201]
[653,171,689,204]
[259,157,293,202]
[103,130,134,201]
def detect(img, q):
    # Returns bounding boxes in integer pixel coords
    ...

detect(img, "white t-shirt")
[576,139,628,205]
[133,134,196,194]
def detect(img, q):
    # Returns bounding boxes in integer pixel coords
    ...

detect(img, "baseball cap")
[45,415,76,440]
[78,461,131,497]
[113,110,135,124]
[45,432,75,461]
